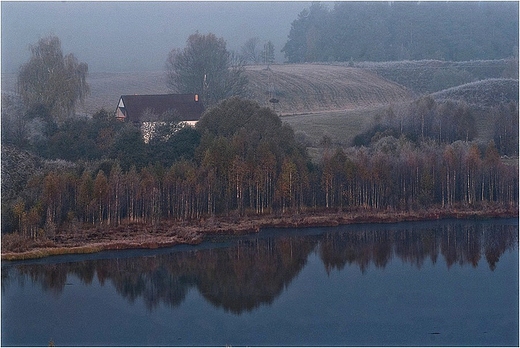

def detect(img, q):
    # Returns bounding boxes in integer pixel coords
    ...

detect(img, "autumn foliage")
[2,98,518,240]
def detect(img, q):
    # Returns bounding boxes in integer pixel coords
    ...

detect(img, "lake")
[2,218,518,346]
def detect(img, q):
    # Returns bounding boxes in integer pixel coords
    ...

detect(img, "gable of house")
[115,94,204,123]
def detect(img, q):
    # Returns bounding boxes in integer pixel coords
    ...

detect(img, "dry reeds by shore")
[2,206,517,261]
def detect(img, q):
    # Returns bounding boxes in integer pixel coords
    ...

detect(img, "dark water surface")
[2,218,518,346]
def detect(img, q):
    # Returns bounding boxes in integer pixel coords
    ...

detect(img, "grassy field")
[244,64,414,114]
[2,64,414,116]
[354,59,516,94]
[432,78,519,107]
[2,61,516,150]
[282,106,386,147]
[2,64,413,149]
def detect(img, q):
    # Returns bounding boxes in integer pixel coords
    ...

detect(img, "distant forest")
[282,2,519,63]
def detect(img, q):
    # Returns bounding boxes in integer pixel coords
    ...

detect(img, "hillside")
[2,64,414,116]
[282,106,389,149]
[431,78,519,108]
[243,64,414,114]
[2,64,413,116]
[276,62,517,147]
[2,61,517,149]
[355,59,517,94]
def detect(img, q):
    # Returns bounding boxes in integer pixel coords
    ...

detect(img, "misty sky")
[1,1,316,73]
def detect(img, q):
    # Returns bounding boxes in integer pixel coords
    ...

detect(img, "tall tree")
[166,32,248,107]
[93,170,109,224]
[17,35,89,124]
[240,37,261,64]
[493,102,519,156]
[261,41,275,66]
[282,3,331,63]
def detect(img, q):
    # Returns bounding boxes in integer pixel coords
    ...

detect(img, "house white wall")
[141,120,198,143]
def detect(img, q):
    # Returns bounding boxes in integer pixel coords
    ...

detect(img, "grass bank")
[2,206,517,261]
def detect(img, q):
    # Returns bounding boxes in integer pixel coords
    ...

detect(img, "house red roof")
[116,94,204,123]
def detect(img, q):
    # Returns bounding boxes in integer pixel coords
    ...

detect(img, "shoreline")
[2,207,518,261]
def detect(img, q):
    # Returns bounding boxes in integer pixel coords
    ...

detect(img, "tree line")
[353,96,519,157]
[2,33,518,239]
[3,98,517,237]
[282,2,518,63]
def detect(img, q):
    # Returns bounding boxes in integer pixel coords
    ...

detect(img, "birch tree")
[17,35,89,124]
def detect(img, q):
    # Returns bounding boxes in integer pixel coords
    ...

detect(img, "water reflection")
[2,220,518,314]
[320,221,518,273]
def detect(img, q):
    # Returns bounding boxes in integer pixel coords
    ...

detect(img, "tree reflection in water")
[3,220,517,314]
[319,222,517,273]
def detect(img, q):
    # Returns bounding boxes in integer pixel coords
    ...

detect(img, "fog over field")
[1,1,316,73]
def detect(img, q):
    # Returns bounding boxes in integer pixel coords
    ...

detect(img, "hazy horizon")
[1,1,316,74]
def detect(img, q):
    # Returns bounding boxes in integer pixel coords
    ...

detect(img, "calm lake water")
[2,218,518,346]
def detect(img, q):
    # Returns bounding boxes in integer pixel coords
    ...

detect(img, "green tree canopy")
[17,35,90,124]
[166,32,248,107]
[148,126,201,166]
[196,97,307,165]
